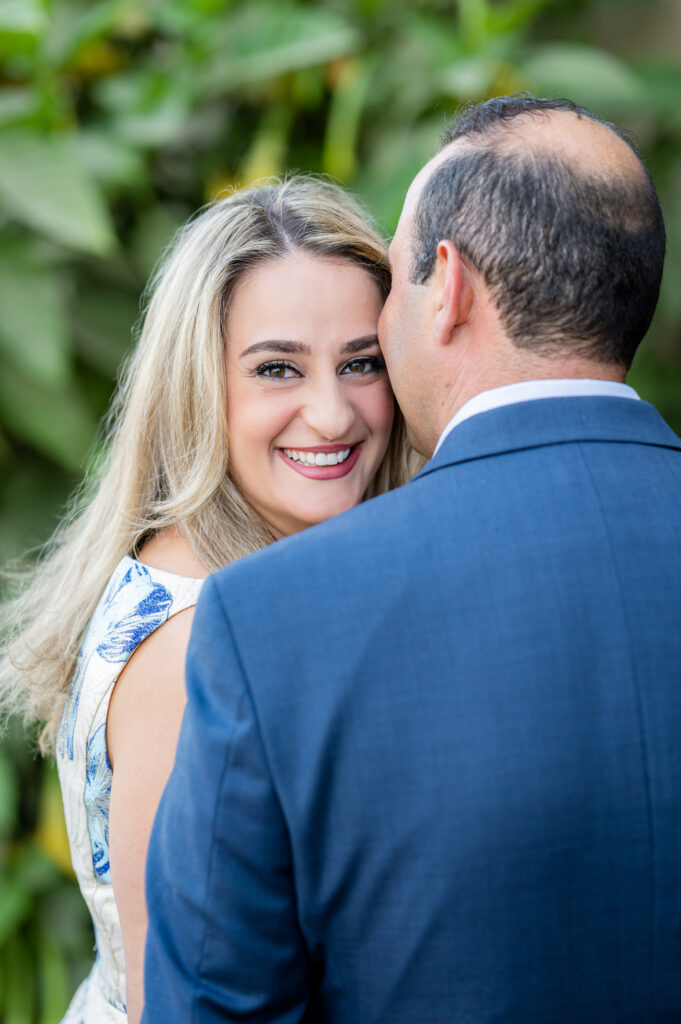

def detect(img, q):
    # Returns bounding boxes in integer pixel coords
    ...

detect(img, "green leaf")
[522,43,646,112]
[0,363,97,470]
[0,749,17,834]
[0,240,71,387]
[457,0,489,47]
[0,456,75,564]
[397,10,465,69]
[0,86,39,128]
[0,131,117,256]
[74,129,147,191]
[323,56,376,182]
[439,54,500,97]
[238,103,292,183]
[0,0,44,31]
[367,13,466,121]
[486,0,549,36]
[355,119,443,233]
[0,426,11,466]
[94,70,194,147]
[0,0,46,57]
[150,0,236,35]
[129,203,186,279]
[203,3,361,91]
[37,925,70,1024]
[12,844,59,895]
[636,61,681,120]
[72,279,139,376]
[44,0,142,67]
[0,876,32,946]
[1,934,35,1023]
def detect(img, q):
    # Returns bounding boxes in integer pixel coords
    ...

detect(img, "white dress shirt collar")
[434,379,641,456]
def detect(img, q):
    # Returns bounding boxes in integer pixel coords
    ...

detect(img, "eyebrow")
[239,335,380,358]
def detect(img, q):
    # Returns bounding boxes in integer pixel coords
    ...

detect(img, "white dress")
[56,556,204,1023]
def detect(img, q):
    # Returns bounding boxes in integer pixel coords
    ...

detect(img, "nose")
[300,377,356,442]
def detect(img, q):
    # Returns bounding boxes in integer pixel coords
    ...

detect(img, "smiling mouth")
[276,443,363,479]
[283,446,353,467]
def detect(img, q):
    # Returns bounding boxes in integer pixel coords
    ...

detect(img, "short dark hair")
[411,94,666,367]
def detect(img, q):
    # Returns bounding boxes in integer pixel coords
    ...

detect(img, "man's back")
[144,395,681,1022]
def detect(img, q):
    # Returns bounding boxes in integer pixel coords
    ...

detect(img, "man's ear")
[432,239,473,347]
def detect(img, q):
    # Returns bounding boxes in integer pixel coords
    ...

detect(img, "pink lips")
[276,443,363,480]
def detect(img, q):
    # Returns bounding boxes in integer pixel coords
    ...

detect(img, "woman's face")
[225,251,394,537]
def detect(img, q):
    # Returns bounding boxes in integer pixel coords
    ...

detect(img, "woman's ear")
[432,240,474,347]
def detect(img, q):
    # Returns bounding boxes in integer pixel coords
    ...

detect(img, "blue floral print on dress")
[84,724,113,883]
[58,561,173,761]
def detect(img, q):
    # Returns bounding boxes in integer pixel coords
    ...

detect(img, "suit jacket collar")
[416,396,681,481]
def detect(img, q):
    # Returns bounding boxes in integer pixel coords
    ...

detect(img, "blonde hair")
[1,177,415,751]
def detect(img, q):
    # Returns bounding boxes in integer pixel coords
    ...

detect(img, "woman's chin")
[277,495,363,535]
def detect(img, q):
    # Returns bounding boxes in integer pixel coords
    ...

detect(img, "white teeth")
[283,447,353,466]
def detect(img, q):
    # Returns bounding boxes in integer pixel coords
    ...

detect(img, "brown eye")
[341,356,385,376]
[255,362,299,379]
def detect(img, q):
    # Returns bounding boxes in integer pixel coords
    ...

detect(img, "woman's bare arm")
[107,605,195,1024]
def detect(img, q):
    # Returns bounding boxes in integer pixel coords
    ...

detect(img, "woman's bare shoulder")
[137,526,211,579]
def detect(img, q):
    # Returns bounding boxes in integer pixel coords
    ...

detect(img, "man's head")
[379,94,666,455]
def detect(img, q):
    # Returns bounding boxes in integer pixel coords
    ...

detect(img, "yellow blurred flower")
[66,41,129,82]
[34,763,74,878]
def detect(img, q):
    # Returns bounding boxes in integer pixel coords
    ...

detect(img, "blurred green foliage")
[1,0,680,1019]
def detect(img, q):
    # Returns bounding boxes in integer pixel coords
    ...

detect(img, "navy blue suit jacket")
[143,397,681,1023]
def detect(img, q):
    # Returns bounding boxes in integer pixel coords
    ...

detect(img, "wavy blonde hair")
[1,177,416,751]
